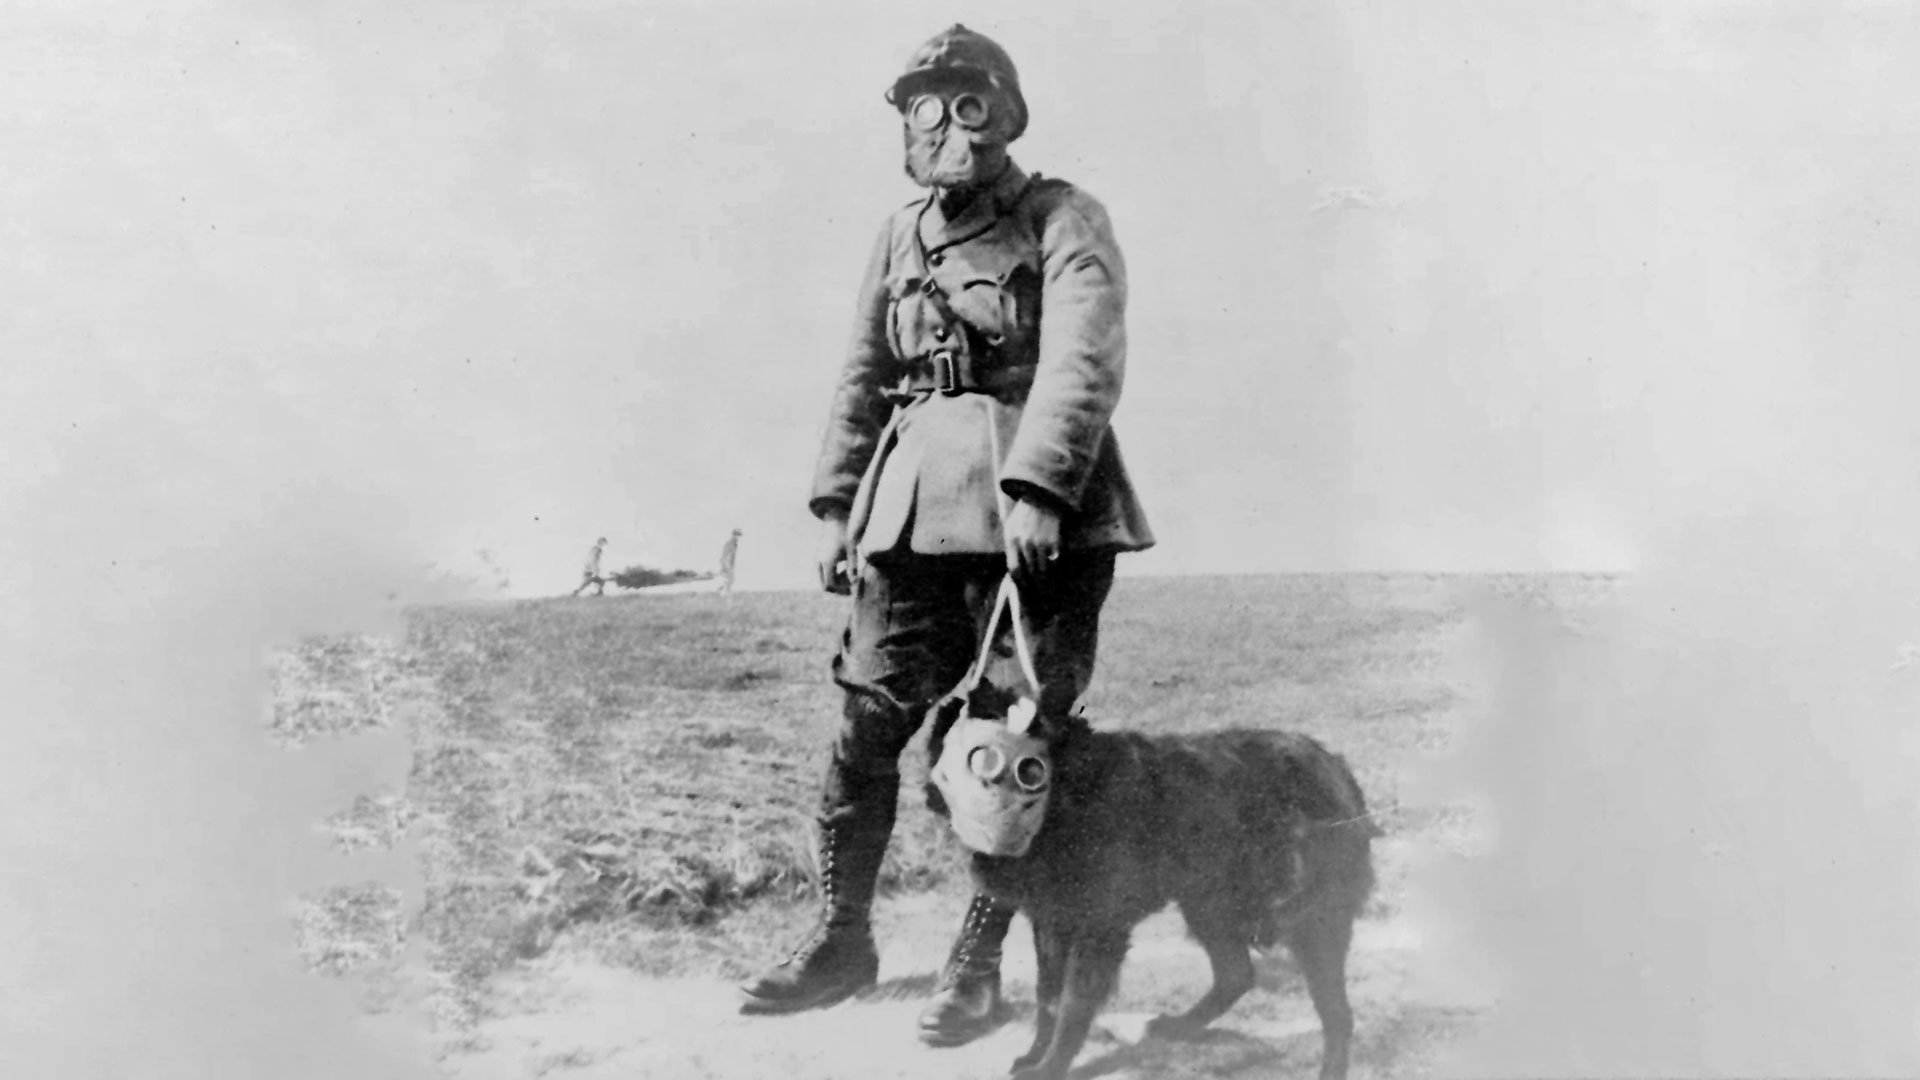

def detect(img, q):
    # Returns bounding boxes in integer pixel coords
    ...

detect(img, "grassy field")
[275,572,1618,1078]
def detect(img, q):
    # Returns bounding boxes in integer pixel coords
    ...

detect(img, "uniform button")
[933,326,948,341]
[929,253,945,266]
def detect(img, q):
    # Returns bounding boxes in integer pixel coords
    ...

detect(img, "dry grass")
[267,633,406,746]
[320,793,417,855]
[292,882,407,977]
[278,572,1621,1046]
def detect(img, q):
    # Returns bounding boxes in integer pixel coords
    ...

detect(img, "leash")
[897,173,1052,728]
[951,394,1043,732]
[958,575,1042,717]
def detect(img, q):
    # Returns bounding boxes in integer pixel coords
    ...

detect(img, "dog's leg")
[1011,915,1068,1072]
[1288,914,1357,1080]
[1144,908,1254,1039]
[1009,924,1130,1080]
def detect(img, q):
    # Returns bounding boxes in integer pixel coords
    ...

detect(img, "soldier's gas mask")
[898,77,1020,191]
[886,24,1029,194]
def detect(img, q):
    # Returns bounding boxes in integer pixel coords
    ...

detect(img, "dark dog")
[928,691,1380,1080]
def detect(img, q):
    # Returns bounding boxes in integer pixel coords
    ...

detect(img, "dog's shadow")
[861,976,1306,1079]
[859,972,1314,1078]
[1070,1024,1295,1080]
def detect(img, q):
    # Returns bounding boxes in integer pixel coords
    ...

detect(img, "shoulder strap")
[907,176,1041,357]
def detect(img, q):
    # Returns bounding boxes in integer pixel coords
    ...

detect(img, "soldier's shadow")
[859,972,1040,1025]
[861,971,940,1002]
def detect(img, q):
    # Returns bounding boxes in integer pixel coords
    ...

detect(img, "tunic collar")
[917,161,1031,254]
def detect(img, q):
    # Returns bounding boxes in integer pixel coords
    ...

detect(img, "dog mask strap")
[959,575,1043,721]
[1001,577,1041,703]
[957,579,1007,695]
[978,397,1044,723]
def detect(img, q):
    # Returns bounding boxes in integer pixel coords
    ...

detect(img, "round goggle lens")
[1012,756,1049,792]
[967,744,1007,781]
[950,93,990,129]
[905,92,993,132]
[908,94,946,130]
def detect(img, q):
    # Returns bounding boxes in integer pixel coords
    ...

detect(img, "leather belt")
[891,351,1034,400]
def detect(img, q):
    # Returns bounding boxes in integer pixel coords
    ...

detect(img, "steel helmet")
[886,24,1028,141]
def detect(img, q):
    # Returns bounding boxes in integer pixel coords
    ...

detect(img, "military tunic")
[810,162,1154,560]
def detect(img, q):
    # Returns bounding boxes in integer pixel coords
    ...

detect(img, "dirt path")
[432,869,1484,1080]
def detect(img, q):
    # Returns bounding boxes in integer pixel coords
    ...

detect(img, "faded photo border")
[4,2,1918,1078]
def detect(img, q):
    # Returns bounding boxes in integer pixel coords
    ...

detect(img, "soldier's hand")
[816,511,854,595]
[1004,497,1062,581]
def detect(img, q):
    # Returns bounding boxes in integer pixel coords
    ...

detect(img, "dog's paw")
[1009,1046,1070,1080]
[1144,1013,1207,1041]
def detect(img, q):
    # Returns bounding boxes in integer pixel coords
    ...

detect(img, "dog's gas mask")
[929,576,1053,857]
[930,693,1051,857]
[886,25,1028,193]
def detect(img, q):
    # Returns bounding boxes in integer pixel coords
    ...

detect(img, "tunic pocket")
[886,274,931,359]
[941,244,1039,357]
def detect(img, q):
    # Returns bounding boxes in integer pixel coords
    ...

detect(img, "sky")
[18,0,1917,597]
[3,2,1918,1077]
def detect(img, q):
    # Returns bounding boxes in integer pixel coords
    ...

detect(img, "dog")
[927,686,1381,1080]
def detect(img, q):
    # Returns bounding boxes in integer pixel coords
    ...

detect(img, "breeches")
[819,552,1115,824]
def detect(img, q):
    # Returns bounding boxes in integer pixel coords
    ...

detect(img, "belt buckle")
[930,350,956,394]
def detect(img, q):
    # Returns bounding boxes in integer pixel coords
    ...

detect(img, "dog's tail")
[1323,746,1388,840]
[1252,751,1382,948]
[1251,816,1378,947]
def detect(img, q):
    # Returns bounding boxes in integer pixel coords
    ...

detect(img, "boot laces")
[788,850,837,964]
[785,847,863,966]
[941,898,1004,986]
[785,920,833,966]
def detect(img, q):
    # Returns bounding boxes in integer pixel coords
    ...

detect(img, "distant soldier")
[719,528,743,594]
[570,537,608,596]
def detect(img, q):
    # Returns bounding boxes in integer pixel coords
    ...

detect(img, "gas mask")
[929,695,1051,857]
[900,81,1018,192]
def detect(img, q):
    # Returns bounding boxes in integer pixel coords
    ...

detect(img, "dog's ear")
[966,678,1021,719]
[1032,706,1090,746]
[926,692,967,753]
[923,693,969,821]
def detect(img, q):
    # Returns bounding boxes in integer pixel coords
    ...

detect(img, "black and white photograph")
[4,3,1917,1079]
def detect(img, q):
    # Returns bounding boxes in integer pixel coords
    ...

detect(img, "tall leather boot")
[738,816,886,1014]
[917,892,1016,1045]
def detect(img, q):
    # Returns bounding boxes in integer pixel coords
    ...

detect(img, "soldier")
[570,537,608,597]
[718,528,742,594]
[737,25,1154,1048]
